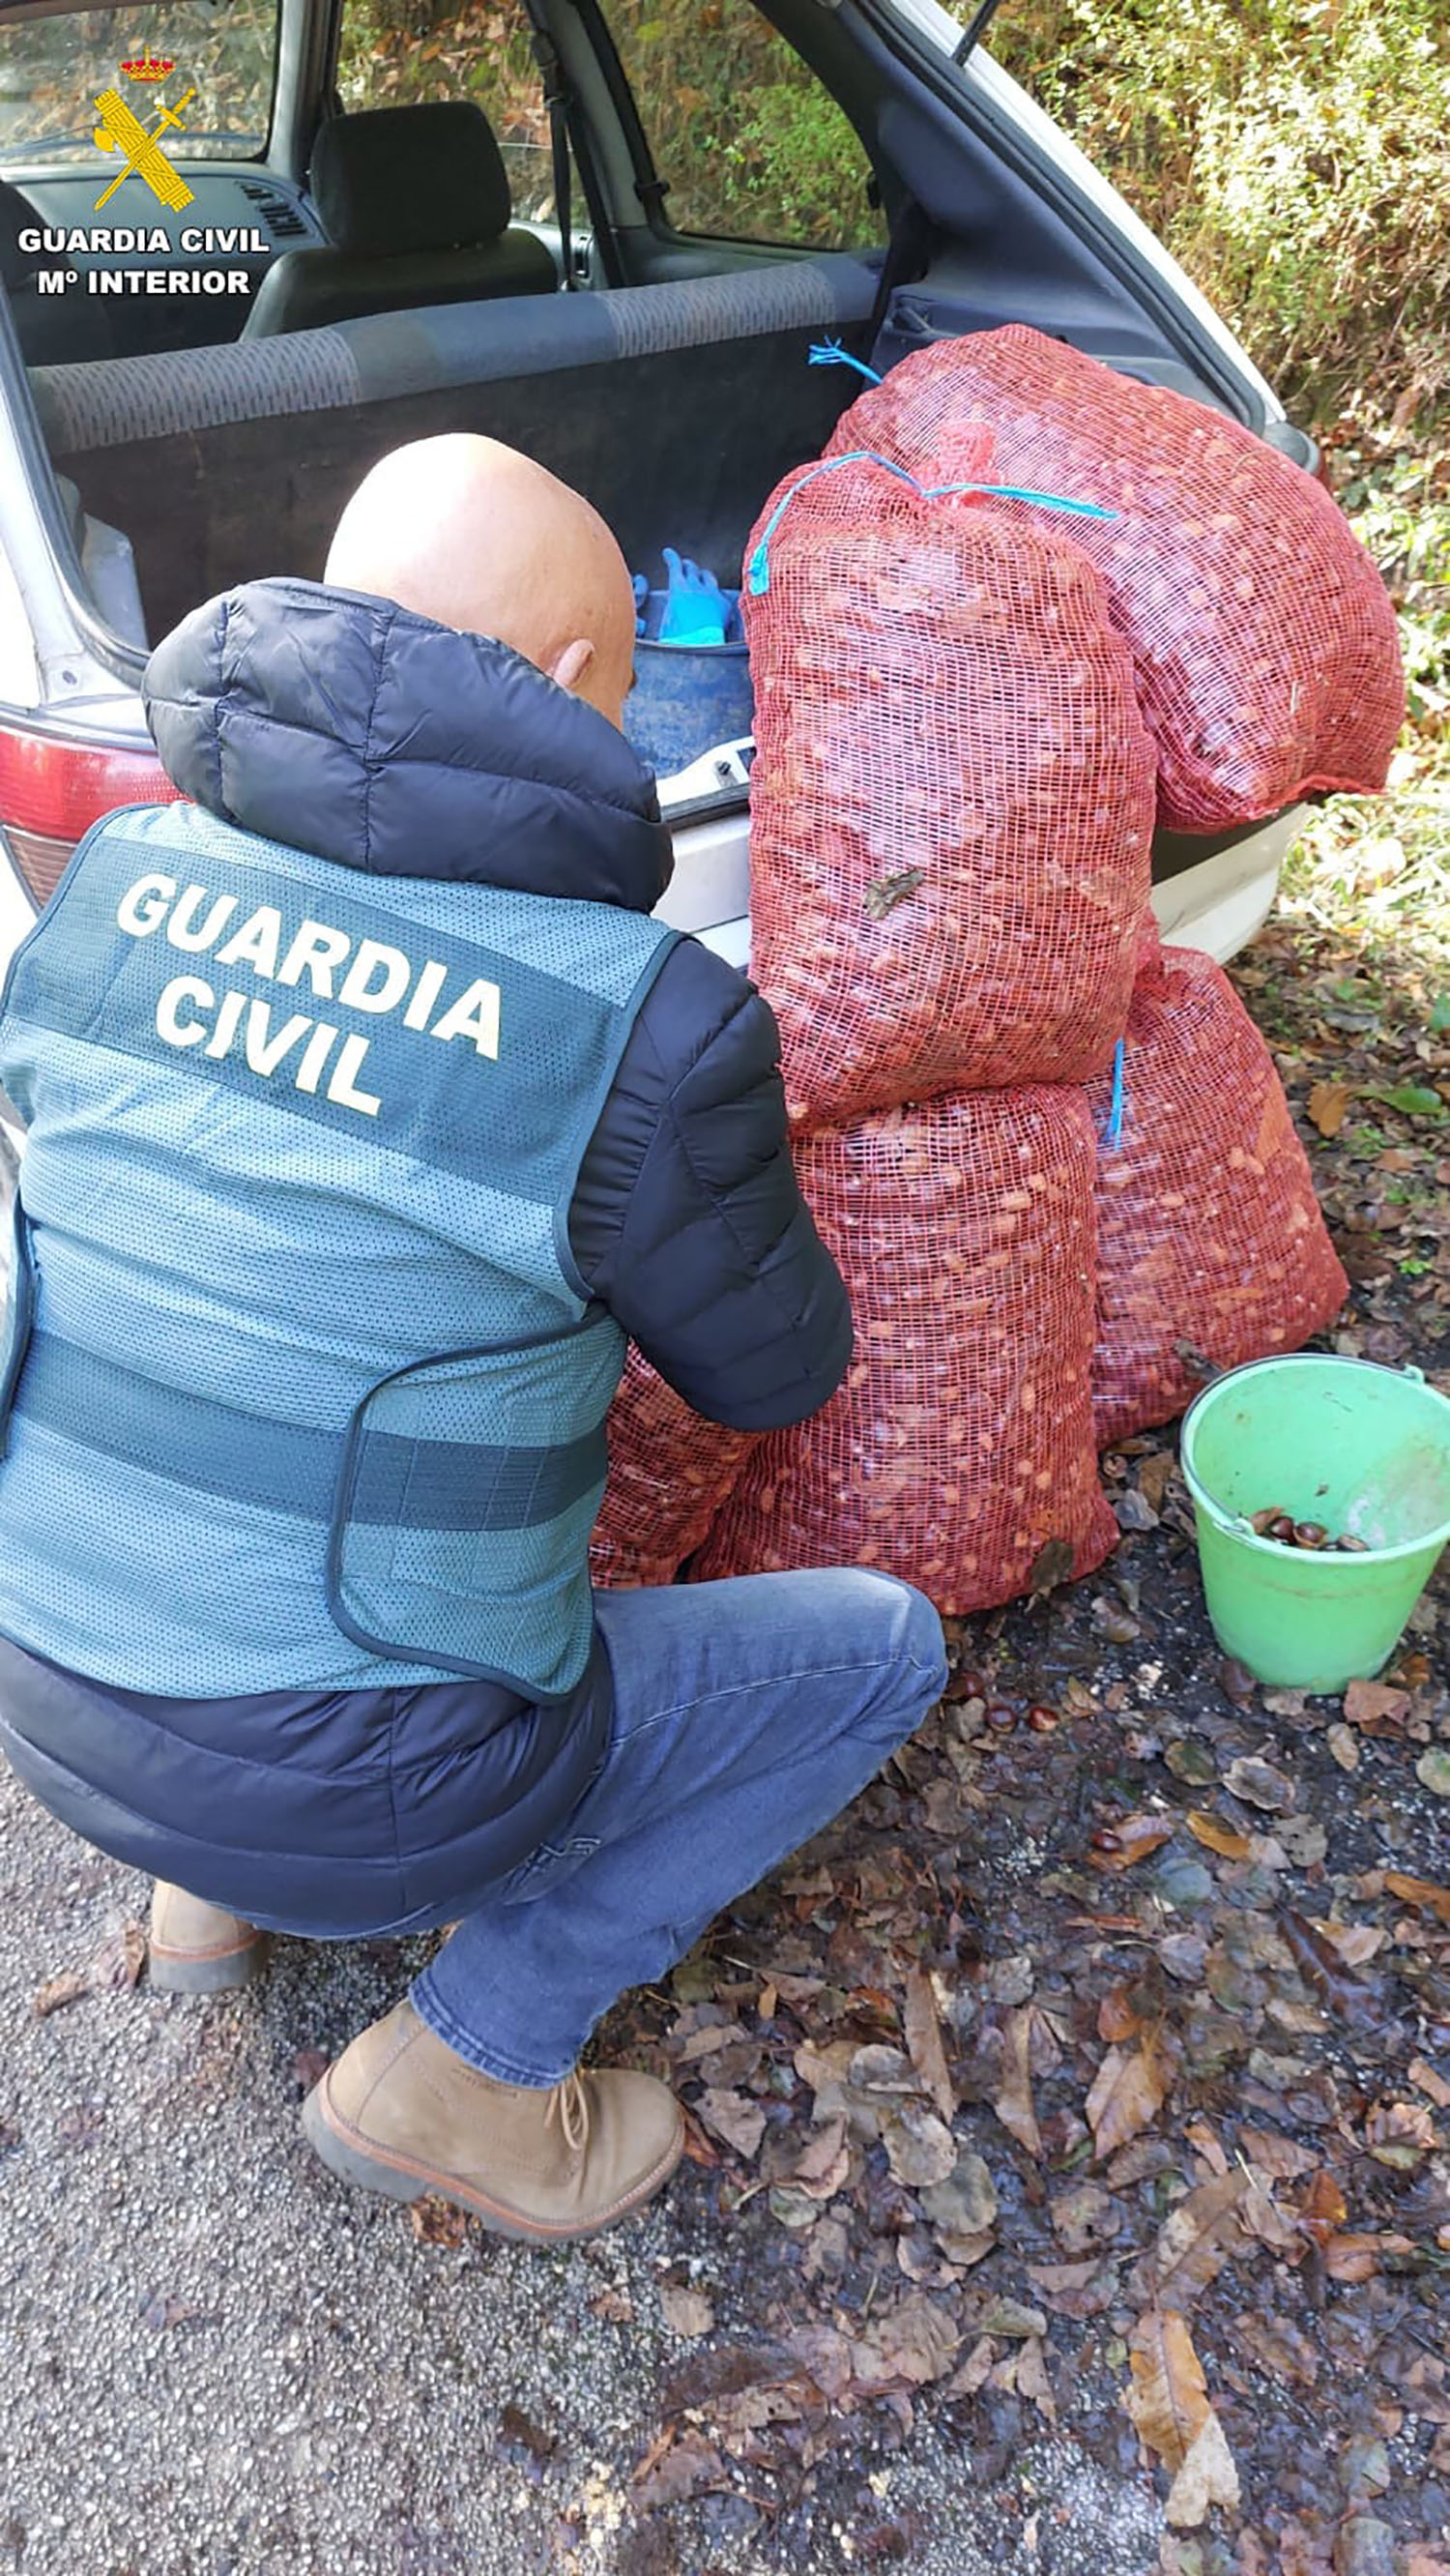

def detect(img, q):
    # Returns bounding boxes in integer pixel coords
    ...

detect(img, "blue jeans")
[411,1568,947,2087]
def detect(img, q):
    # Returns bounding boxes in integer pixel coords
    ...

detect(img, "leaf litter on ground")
[576,887,1450,2568]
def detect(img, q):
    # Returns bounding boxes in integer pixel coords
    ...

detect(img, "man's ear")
[549,637,594,695]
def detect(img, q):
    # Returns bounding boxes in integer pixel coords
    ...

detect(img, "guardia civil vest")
[0,798,677,1700]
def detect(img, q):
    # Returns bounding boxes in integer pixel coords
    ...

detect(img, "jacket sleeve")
[568,935,852,1431]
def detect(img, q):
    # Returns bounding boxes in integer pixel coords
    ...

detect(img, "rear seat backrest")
[29,258,878,644]
[243,102,559,337]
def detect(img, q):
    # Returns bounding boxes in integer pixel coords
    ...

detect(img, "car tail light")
[0,720,182,907]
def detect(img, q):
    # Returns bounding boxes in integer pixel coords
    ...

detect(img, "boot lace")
[545,2070,591,2155]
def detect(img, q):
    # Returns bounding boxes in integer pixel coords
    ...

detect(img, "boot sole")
[149,1935,272,1995]
[300,2064,684,2244]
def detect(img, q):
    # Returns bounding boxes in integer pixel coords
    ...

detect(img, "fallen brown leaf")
[92,1922,147,1990]
[1307,1079,1353,1136]
[1137,1449,1177,1515]
[632,2427,727,2510]
[1238,2126,1319,2180]
[1322,2231,1401,2283]
[590,2285,633,2324]
[1051,2180,1119,2254]
[946,2334,998,2398]
[1364,2098,1437,2169]
[883,2096,957,2188]
[1344,1679,1411,1729]
[32,1970,90,2019]
[1223,1757,1294,1813]
[1126,2310,1209,2469]
[1009,2333,1058,2426]
[920,2150,998,2259]
[1026,2255,1120,2320]
[1089,1813,1176,1872]
[1408,2056,1450,2112]
[993,2005,1041,2158]
[1097,1981,1146,2043]
[1126,2313,1239,2527]
[410,2195,468,2246]
[694,2087,766,2161]
[903,1966,955,2125]
[1140,2170,1250,2311]
[1186,1811,1252,1860]
[1167,2411,1240,2528]
[1088,2037,1167,2160]
[1383,1871,1450,1924]
[659,2283,715,2338]
[789,2113,850,2201]
[1281,1910,1378,2022]
[1299,2170,1348,2245]
[854,2294,959,2391]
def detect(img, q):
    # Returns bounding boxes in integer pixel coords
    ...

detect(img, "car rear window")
[0,1,277,165]
[335,0,556,224]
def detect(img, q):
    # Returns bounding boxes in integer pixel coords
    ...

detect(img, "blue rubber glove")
[631,572,650,637]
[659,548,727,646]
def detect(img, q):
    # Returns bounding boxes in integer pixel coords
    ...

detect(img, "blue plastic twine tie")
[1105,1039,1126,1151]
[808,337,884,386]
[746,448,1118,595]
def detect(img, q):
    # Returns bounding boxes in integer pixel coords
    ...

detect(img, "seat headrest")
[310,102,513,259]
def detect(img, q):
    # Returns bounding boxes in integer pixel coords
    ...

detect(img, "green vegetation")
[994,0,1449,432]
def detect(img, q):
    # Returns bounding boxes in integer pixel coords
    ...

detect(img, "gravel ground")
[0,1772,1165,2576]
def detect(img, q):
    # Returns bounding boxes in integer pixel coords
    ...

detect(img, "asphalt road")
[0,1763,1165,2576]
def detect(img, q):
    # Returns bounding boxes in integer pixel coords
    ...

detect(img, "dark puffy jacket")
[0,578,850,1935]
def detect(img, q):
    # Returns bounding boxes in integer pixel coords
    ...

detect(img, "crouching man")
[0,435,945,2242]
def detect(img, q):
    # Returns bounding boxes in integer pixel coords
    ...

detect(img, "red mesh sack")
[692,1088,1117,1612]
[742,450,1155,1127]
[826,328,1405,834]
[590,1347,757,1589]
[1088,941,1348,1447]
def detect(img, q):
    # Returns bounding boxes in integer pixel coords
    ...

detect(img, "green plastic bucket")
[1180,1354,1450,1690]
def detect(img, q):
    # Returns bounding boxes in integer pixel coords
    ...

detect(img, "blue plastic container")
[623,588,754,780]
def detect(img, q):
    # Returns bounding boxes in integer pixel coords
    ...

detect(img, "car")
[0,0,1320,1187]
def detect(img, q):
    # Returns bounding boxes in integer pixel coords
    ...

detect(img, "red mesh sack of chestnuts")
[1088,936,1348,1448]
[825,327,1404,834]
[589,1346,758,1590]
[741,444,1155,1128]
[692,1086,1117,1613]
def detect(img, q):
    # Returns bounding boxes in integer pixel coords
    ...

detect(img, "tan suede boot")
[148,1882,271,1994]
[301,1999,683,2242]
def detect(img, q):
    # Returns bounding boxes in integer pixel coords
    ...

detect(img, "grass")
[1283,441,1450,982]
[1286,745,1450,981]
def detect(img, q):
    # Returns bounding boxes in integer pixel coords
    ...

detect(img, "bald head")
[325,434,637,730]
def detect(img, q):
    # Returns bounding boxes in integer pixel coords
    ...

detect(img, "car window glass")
[0,1,276,164]
[603,0,879,248]
[336,0,555,223]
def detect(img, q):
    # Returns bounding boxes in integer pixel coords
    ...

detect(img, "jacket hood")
[142,576,674,914]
